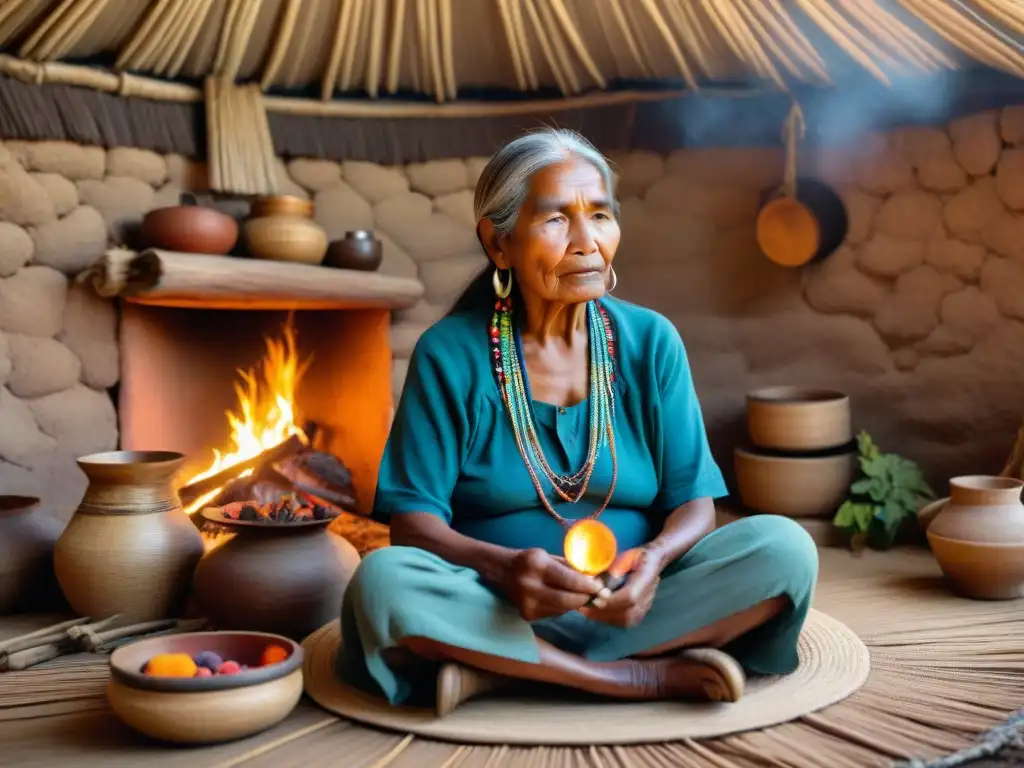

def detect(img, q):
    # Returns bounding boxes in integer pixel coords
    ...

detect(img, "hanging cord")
[781,97,806,199]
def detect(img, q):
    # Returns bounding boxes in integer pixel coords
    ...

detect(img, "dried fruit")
[193,651,223,671]
[260,644,290,666]
[144,653,198,678]
[217,660,242,675]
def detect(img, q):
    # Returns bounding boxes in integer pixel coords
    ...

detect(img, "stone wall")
[613,105,1024,487]
[3,105,1024,521]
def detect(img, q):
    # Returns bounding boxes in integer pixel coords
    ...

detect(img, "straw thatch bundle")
[3,1,1021,195]
[0,0,1023,102]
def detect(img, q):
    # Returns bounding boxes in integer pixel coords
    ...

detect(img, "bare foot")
[675,648,745,702]
[436,663,510,717]
[434,648,744,716]
[619,649,745,703]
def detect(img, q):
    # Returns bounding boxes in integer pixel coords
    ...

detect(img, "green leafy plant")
[833,431,935,551]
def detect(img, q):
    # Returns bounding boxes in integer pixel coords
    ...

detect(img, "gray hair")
[473,128,619,237]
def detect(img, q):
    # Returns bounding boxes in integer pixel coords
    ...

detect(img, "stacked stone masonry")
[3,105,1024,520]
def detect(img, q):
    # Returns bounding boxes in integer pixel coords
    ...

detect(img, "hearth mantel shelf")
[85,248,425,311]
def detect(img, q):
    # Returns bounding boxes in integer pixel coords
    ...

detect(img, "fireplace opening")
[117,302,395,541]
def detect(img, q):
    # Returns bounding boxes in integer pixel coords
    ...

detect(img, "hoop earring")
[607,266,617,293]
[492,268,513,299]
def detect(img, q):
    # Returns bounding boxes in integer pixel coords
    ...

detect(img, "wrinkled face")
[489,158,620,305]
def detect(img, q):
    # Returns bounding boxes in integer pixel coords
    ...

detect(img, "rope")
[782,98,806,198]
[893,709,1024,768]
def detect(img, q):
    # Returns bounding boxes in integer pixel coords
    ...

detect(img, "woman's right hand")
[502,548,604,621]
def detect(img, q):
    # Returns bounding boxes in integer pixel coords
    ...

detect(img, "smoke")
[646,65,1017,151]
[800,72,967,146]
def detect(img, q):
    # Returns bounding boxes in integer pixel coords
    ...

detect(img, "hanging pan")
[756,103,848,268]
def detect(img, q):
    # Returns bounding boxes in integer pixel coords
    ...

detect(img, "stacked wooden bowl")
[734,387,857,519]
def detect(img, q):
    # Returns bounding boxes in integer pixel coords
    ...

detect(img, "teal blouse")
[373,297,728,555]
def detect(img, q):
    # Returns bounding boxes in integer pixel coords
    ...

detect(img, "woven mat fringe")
[893,710,1024,768]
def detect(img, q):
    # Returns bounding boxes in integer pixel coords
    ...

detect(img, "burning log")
[273,452,357,509]
[208,452,358,512]
[177,432,308,507]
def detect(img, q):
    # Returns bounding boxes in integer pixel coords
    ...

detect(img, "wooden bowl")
[746,386,852,452]
[734,446,857,518]
[926,534,1024,600]
[107,631,303,744]
[242,215,328,265]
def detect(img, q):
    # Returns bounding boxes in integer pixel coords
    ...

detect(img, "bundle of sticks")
[0,616,208,672]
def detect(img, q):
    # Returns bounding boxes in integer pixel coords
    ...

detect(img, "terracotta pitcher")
[0,496,63,614]
[923,475,1024,600]
[54,451,205,621]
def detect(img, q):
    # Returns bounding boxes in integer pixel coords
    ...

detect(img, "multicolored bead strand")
[490,298,618,529]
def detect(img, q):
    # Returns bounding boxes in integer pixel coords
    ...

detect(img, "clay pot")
[746,386,852,453]
[0,496,63,614]
[250,196,314,219]
[734,447,857,518]
[139,192,239,255]
[324,230,383,271]
[243,195,327,266]
[54,451,205,621]
[193,509,360,641]
[925,475,1024,600]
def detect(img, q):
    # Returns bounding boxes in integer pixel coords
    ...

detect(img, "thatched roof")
[1,0,1023,102]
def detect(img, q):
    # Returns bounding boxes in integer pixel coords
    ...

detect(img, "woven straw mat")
[301,608,869,745]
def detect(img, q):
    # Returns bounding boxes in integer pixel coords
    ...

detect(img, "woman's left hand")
[577,548,663,628]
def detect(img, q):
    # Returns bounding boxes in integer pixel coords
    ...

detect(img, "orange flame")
[182,316,312,515]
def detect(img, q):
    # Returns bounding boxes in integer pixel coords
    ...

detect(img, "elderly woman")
[338,129,818,716]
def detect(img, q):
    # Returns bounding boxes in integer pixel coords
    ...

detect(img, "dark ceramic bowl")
[109,630,303,693]
[324,230,383,271]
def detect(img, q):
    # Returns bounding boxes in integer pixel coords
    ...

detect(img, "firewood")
[177,431,308,506]
[87,248,424,311]
[273,451,358,510]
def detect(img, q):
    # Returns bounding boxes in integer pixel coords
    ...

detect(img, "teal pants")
[338,515,819,706]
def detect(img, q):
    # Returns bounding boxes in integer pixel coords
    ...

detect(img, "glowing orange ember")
[181,316,312,516]
[563,519,618,576]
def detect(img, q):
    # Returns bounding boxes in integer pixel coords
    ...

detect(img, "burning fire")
[182,316,312,515]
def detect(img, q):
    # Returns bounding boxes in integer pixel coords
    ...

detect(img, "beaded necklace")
[490,296,618,529]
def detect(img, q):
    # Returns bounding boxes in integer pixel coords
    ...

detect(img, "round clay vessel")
[746,386,851,452]
[243,195,327,266]
[54,451,205,621]
[193,508,361,641]
[324,230,383,271]
[927,476,1024,543]
[0,496,63,614]
[108,631,303,744]
[139,192,239,254]
[926,476,1024,600]
[734,447,857,518]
